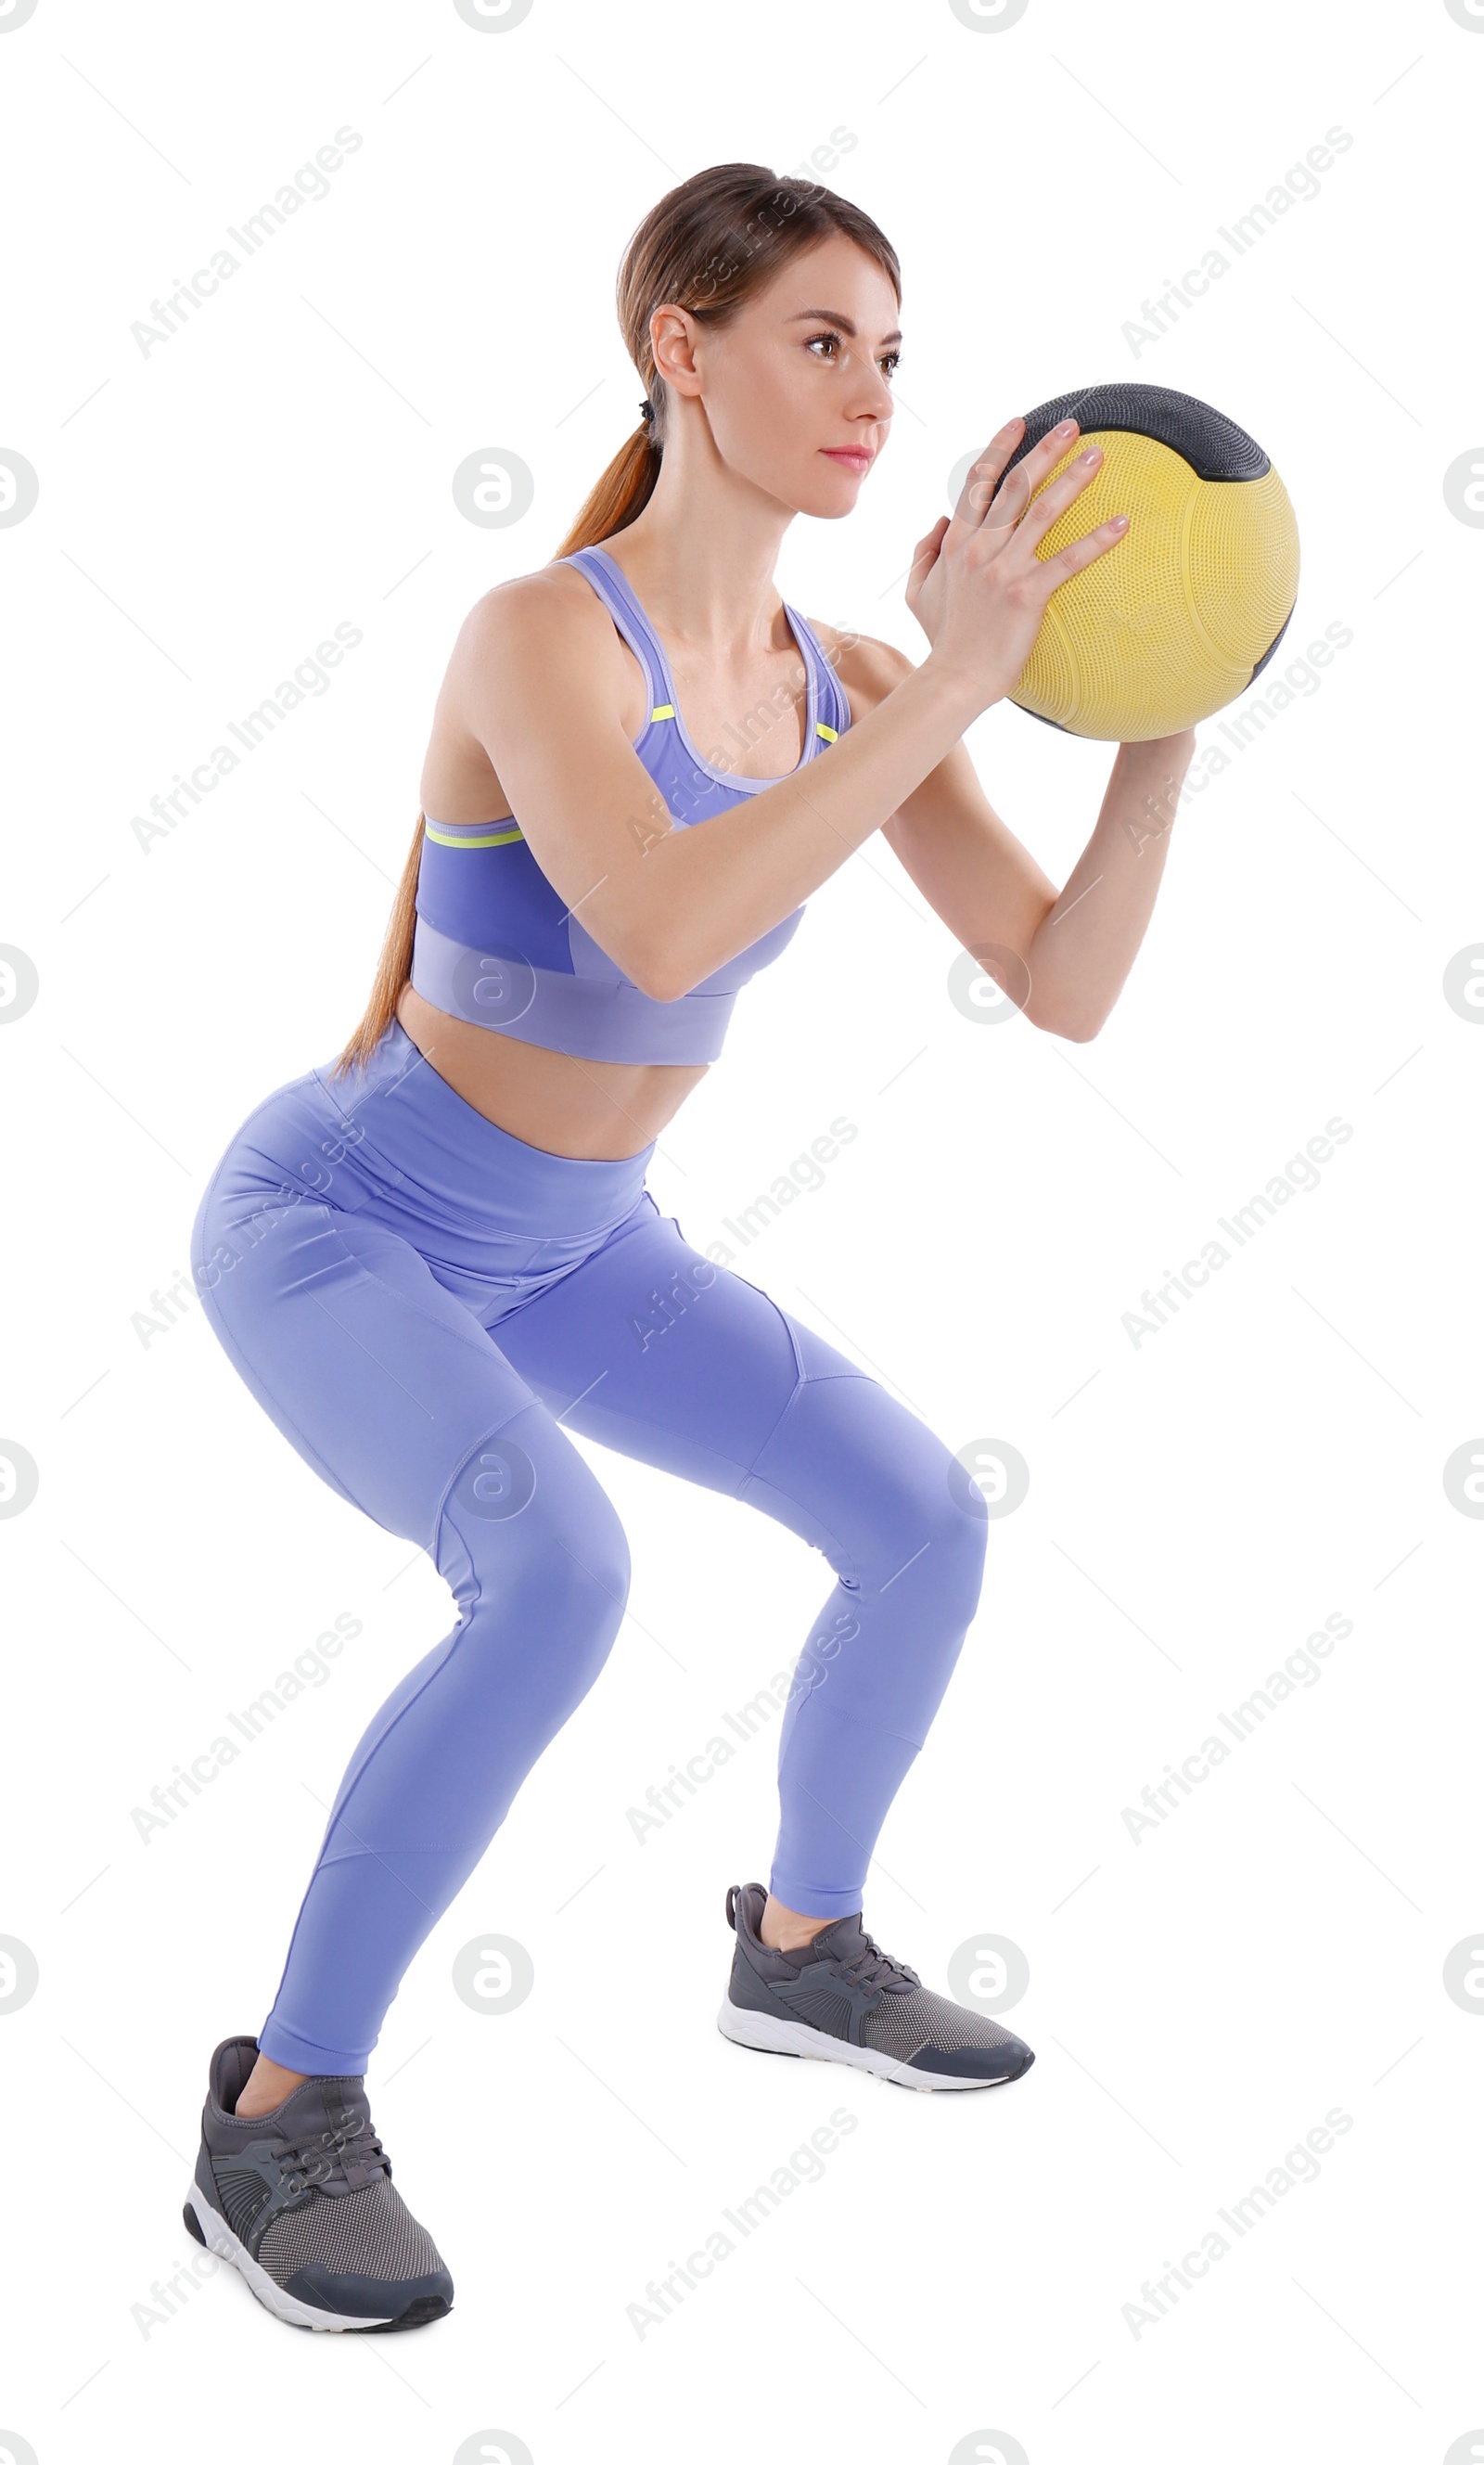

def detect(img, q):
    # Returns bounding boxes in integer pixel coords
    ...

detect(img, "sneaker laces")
[272,2115,390,2192]
[828,1928,921,1995]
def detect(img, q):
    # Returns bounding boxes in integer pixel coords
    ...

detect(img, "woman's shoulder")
[455,558,622,655]
[802,617,916,727]
[446,561,644,726]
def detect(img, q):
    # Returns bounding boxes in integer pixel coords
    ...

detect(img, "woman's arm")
[446,413,1127,1003]
[836,633,1196,1043]
[448,572,986,1003]
[1020,730,1195,1041]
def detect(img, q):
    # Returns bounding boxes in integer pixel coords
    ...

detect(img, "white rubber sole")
[184,2182,396,2332]
[716,1998,1022,2091]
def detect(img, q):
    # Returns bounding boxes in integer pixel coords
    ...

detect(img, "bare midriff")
[394,980,709,1162]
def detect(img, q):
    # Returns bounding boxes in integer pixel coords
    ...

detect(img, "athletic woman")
[184,163,1194,2332]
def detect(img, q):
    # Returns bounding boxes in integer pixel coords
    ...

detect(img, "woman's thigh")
[498,1202,987,1640]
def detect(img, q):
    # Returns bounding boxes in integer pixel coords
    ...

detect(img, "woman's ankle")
[760,1893,829,1954]
[234,2051,309,2118]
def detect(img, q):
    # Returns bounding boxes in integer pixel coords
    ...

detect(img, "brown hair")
[330,162,900,1084]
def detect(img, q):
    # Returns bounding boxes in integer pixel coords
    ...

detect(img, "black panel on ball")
[1247,602,1296,685]
[1001,383,1272,483]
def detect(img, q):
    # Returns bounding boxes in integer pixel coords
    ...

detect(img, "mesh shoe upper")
[196,2037,451,2317]
[257,2177,442,2284]
[725,1884,1033,2080]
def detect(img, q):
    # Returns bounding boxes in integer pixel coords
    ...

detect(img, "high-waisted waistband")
[311,1018,656,1239]
[193,1021,659,1324]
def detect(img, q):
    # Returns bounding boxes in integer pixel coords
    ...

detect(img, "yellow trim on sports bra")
[424,821,525,848]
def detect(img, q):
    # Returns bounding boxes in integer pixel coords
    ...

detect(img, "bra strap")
[560,546,671,718]
[786,603,849,741]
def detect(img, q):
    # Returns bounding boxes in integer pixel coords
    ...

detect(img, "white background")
[2,2,1480,2459]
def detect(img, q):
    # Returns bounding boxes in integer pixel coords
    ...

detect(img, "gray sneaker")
[184,2036,454,2331]
[718,1881,1034,2091]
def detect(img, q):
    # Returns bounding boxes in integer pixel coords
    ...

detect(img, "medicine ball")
[994,381,1299,741]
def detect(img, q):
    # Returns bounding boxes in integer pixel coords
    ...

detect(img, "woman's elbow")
[602,921,689,1006]
[1027,1001,1107,1044]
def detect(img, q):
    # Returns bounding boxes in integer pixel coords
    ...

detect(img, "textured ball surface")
[998,381,1300,740]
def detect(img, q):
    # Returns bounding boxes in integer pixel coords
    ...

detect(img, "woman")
[184,161,1191,2333]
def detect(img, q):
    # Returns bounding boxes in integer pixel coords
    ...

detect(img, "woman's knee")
[780,1376,989,1613]
[436,1414,633,1643]
[881,1447,987,1622]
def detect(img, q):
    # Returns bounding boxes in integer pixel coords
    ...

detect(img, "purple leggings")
[189,1021,988,2072]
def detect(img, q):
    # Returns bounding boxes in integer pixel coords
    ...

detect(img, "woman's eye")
[807,333,901,380]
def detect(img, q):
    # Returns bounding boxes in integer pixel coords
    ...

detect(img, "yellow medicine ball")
[1000,381,1300,741]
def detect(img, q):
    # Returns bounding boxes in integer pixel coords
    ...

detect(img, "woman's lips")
[822,447,874,471]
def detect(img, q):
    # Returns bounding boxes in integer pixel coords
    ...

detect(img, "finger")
[905,515,951,586]
[1005,443,1112,557]
[965,415,1084,530]
[952,417,1028,525]
[1041,512,1131,585]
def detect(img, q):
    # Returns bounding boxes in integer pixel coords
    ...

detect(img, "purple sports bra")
[408,543,851,1065]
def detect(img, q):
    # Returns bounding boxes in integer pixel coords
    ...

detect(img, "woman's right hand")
[904,414,1131,713]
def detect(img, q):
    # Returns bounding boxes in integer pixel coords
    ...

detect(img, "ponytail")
[551,422,661,560]
[328,809,427,1083]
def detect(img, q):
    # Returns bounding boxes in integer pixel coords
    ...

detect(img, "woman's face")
[662,231,902,517]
